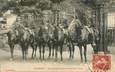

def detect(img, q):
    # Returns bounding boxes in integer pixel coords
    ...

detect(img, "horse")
[76,26,99,62]
[52,25,65,61]
[65,30,75,59]
[7,28,19,60]
[16,27,33,60]
[35,25,49,60]
[7,24,24,60]
[44,24,56,58]
[30,29,38,59]
[9,24,33,60]
[67,18,99,62]
[67,18,82,59]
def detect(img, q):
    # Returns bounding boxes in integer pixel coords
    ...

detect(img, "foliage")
[19,0,37,6]
[50,0,65,4]
[81,0,97,9]
[0,0,95,28]
[36,0,52,11]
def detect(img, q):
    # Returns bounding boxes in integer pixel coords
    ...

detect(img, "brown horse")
[7,24,24,60]
[7,24,34,60]
[19,27,32,60]
[77,26,99,62]
[52,25,65,61]
[67,18,99,62]
[34,25,49,60]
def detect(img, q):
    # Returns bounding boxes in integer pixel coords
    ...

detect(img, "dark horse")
[7,24,24,60]
[77,26,99,62]
[52,25,65,61]
[67,18,81,59]
[67,19,99,62]
[7,24,33,60]
[43,24,55,58]
[7,28,19,60]
[35,25,49,60]
[30,29,38,59]
[19,27,32,60]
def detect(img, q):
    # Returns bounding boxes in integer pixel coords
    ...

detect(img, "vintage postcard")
[0,0,114,72]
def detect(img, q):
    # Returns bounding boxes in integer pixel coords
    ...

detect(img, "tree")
[50,0,64,4]
[9,0,52,28]
[0,0,96,27]
[81,0,97,9]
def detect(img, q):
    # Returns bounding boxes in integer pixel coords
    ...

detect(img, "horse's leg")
[72,43,75,59]
[91,42,97,54]
[52,43,55,57]
[32,49,34,59]
[55,44,58,61]
[68,44,72,59]
[31,44,37,59]
[34,45,37,58]
[43,44,45,60]
[21,47,25,60]
[39,45,42,59]
[25,46,29,60]
[24,50,26,60]
[48,43,51,58]
[83,44,87,62]
[23,45,27,60]
[9,43,14,60]
[31,44,34,59]
[78,45,83,63]
[60,45,63,61]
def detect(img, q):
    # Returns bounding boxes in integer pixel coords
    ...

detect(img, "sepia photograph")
[0,0,114,72]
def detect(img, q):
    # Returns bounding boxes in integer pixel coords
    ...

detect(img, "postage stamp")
[92,54,111,71]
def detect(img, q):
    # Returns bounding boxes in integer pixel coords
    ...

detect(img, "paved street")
[0,44,114,72]
[0,45,93,63]
[0,45,94,72]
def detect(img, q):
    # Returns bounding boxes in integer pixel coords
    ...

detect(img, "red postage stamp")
[92,54,111,71]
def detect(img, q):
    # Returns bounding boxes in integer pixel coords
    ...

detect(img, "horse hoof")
[31,57,34,59]
[23,59,26,62]
[84,62,87,64]
[54,59,57,62]
[72,56,74,59]
[69,58,71,60]
[69,57,71,59]
[32,57,37,60]
[61,58,63,61]
[39,58,42,61]
[80,60,83,63]
[34,57,38,60]
[39,58,42,60]
[47,57,50,59]
[42,60,45,63]
[43,58,45,61]
[10,58,13,61]
[85,60,87,63]
[52,55,54,58]
[52,54,54,57]
[37,60,40,63]
[60,61,63,63]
